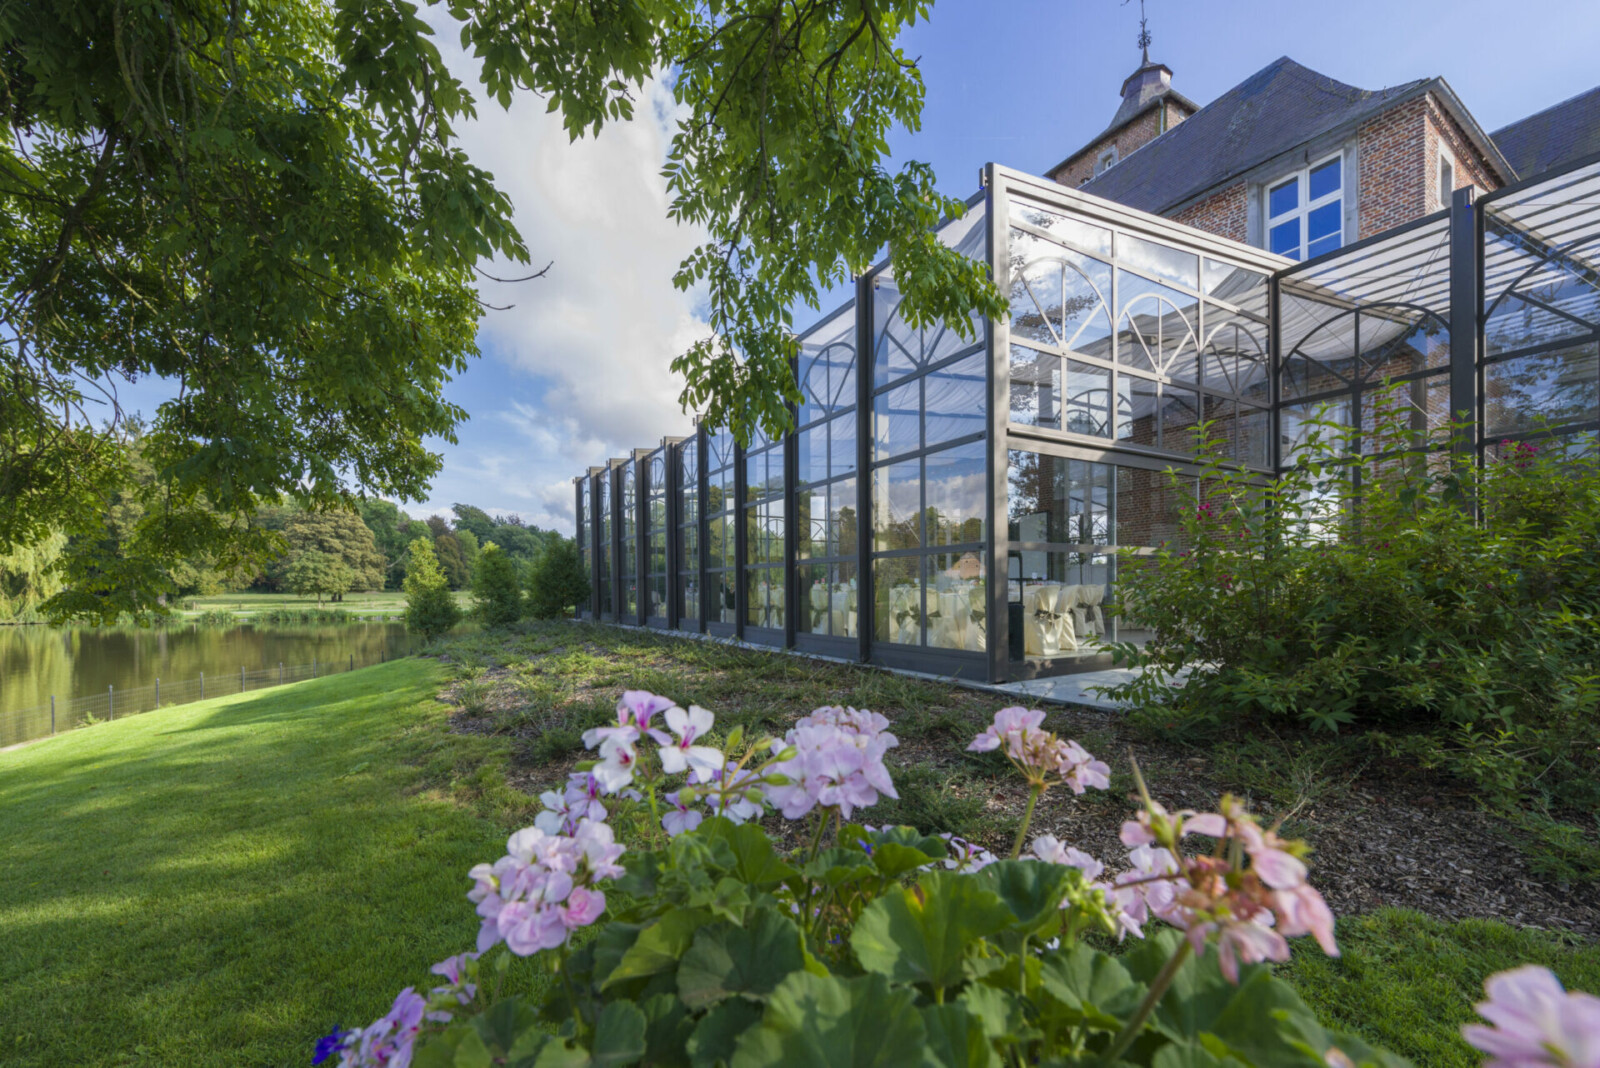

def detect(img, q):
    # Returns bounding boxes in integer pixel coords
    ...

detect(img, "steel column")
[854,273,875,664]
[1448,185,1482,470]
[983,164,1009,683]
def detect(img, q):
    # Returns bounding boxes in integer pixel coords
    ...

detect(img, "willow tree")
[1,0,1001,622]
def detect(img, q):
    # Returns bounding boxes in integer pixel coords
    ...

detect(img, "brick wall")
[1356,97,1430,239]
[1424,94,1500,211]
[1051,101,1191,188]
[1171,182,1248,243]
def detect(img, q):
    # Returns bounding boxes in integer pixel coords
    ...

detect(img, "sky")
[111,0,1600,533]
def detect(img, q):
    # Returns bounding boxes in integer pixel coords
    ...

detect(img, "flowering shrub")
[1105,397,1600,819]
[316,692,1596,1067]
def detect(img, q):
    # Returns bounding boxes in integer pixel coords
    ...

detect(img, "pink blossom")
[617,690,678,732]
[662,790,704,837]
[560,887,607,929]
[1056,739,1111,794]
[1188,918,1290,984]
[466,819,622,957]
[939,834,997,871]
[967,706,1046,755]
[427,953,478,1008]
[1031,835,1105,881]
[652,705,724,782]
[337,988,426,1068]
[766,718,898,821]
[1463,965,1600,1068]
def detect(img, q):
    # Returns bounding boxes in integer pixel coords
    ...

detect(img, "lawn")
[1,620,1595,1067]
[0,657,535,1068]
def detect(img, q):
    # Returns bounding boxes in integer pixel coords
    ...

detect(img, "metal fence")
[3,651,397,748]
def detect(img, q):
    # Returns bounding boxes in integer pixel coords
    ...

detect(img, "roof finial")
[1136,0,1152,64]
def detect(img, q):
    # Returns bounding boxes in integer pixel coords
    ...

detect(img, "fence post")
[349,653,354,672]
[156,678,160,707]
[241,665,246,693]
[109,685,114,721]
[313,656,317,678]
[200,672,204,700]
[279,662,283,684]
[50,695,55,734]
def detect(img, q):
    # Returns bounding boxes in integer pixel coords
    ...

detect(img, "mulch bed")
[436,656,1600,939]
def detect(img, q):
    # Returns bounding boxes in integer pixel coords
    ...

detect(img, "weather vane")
[1136,0,1153,61]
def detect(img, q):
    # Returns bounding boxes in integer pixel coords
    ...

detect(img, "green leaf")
[956,983,1029,1044]
[591,923,645,988]
[1035,944,1145,1032]
[920,1004,999,1068]
[975,860,1077,933]
[850,873,1015,994]
[1151,1043,1228,1068]
[603,909,711,990]
[728,972,926,1068]
[640,995,694,1068]
[688,998,765,1068]
[593,1001,647,1068]
[698,818,798,886]
[869,842,941,880]
[678,909,808,1010]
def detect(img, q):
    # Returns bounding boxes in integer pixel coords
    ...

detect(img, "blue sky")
[111,0,1600,533]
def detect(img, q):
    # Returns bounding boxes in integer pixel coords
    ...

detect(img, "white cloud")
[408,20,712,532]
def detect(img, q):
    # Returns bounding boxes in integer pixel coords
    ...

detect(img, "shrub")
[1106,396,1600,815]
[527,536,590,619]
[404,539,461,641]
[311,696,1490,1068]
[470,543,523,627]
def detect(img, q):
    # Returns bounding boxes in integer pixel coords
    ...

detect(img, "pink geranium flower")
[1463,965,1600,1068]
[651,705,724,783]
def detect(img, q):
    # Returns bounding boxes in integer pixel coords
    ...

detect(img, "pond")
[0,621,425,747]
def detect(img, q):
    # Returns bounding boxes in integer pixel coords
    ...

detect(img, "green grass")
[1279,908,1600,1066]
[0,657,535,1068]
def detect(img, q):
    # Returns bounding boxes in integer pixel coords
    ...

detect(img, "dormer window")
[1265,154,1343,262]
[1096,146,1119,175]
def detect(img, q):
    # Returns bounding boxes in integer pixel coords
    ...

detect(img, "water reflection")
[0,622,424,745]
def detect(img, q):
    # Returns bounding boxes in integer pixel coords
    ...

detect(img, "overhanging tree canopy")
[0,0,1001,621]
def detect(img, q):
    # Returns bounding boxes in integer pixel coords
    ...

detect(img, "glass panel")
[873,460,922,551]
[1010,232,1115,358]
[829,411,857,478]
[924,353,986,447]
[745,569,783,629]
[715,570,738,624]
[1117,374,1159,446]
[926,442,987,547]
[1116,273,1197,375]
[1270,219,1301,259]
[1008,198,1113,257]
[874,381,921,461]
[1063,359,1113,438]
[1308,157,1341,200]
[874,280,976,388]
[1484,344,1600,435]
[1009,344,1059,430]
[1202,309,1269,398]
[1158,386,1200,453]
[1307,227,1341,260]
[1008,451,1112,546]
[1238,405,1270,469]
[801,562,830,635]
[1203,260,1269,315]
[1307,201,1341,243]
[927,552,987,652]
[1119,232,1199,291]
[1361,375,1450,454]
[874,556,922,645]
[1114,465,1195,549]
[1279,400,1352,464]
[828,477,857,557]
[797,426,825,486]
[1359,313,1449,382]
[1269,177,1298,219]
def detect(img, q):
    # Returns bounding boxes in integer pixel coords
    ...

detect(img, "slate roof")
[1492,86,1600,181]
[1056,57,1432,216]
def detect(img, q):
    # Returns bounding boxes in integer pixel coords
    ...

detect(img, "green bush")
[526,536,590,619]
[471,543,524,627]
[404,539,462,641]
[1107,394,1600,816]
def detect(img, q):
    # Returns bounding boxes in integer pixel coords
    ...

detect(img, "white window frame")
[1264,152,1344,262]
[1096,145,1118,175]
[1438,145,1456,211]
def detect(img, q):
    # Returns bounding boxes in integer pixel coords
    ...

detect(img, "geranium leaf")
[869,842,940,880]
[728,972,925,1068]
[698,818,798,886]
[688,998,764,1068]
[919,1004,998,1068]
[1036,944,1145,1032]
[603,908,711,990]
[850,873,1014,994]
[677,909,807,1010]
[975,861,1077,932]
[592,1001,646,1068]
[639,994,694,1068]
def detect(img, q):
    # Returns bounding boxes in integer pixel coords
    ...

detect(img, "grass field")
[176,590,471,619]
[2,621,1595,1067]
[0,657,537,1068]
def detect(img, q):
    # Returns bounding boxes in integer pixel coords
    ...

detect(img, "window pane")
[1010,233,1114,356]
[1307,201,1340,243]
[926,442,987,547]
[874,556,921,645]
[1119,232,1199,291]
[1008,198,1113,257]
[927,552,987,652]
[1484,345,1600,435]
[797,426,825,486]
[874,381,920,460]
[873,460,922,551]
[801,562,831,635]
[1159,385,1200,452]
[1115,465,1195,548]
[829,412,858,478]
[1239,405,1270,468]
[1009,344,1060,429]
[1063,359,1112,438]
[828,478,857,557]
[925,353,986,447]
[1269,178,1299,218]
[1117,374,1158,445]
[1308,158,1341,201]
[1269,219,1301,258]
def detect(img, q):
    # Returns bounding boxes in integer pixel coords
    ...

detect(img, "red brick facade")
[1171,182,1248,243]
[1424,94,1497,212]
[1356,97,1431,238]
[1052,100,1193,189]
